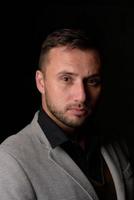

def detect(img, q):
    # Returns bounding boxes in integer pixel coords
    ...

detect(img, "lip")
[68,108,87,116]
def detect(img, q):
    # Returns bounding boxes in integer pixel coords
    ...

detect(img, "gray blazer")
[0,112,133,200]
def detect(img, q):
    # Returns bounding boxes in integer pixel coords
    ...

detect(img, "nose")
[73,82,86,103]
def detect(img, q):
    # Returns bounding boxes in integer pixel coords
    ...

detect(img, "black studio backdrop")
[1,3,134,156]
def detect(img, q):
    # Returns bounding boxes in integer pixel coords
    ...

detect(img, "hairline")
[39,45,101,72]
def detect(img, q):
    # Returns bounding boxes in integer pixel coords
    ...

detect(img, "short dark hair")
[38,28,102,69]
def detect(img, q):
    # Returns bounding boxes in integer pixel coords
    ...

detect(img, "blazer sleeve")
[0,149,36,200]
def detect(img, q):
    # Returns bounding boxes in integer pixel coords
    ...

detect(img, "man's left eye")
[87,78,101,86]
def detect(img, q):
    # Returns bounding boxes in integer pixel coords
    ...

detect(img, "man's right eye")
[60,75,73,83]
[62,76,70,82]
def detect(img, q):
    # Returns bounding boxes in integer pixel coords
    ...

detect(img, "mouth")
[67,108,88,117]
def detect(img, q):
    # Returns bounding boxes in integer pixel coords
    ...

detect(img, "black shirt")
[38,109,117,200]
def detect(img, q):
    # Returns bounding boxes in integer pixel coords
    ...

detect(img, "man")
[0,29,133,200]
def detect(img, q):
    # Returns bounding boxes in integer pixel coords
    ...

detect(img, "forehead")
[45,47,101,76]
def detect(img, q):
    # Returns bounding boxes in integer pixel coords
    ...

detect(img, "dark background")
[1,3,134,154]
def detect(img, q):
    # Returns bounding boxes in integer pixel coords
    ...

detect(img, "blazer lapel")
[101,145,126,200]
[49,146,99,200]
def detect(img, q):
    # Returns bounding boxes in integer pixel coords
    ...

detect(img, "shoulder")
[101,135,132,158]
[0,123,34,168]
[101,135,134,177]
[0,118,38,200]
[101,135,130,159]
[0,111,47,163]
[0,111,51,164]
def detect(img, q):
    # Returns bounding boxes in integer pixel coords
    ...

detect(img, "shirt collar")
[38,108,102,151]
[38,108,69,148]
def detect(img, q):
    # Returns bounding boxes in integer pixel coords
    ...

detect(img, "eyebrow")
[57,71,78,77]
[57,70,101,78]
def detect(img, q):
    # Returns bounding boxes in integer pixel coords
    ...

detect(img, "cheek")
[89,87,101,102]
[46,79,73,104]
[48,85,69,104]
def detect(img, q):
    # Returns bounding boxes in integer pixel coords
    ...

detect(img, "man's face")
[36,47,102,131]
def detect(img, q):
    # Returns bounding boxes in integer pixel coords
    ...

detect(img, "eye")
[87,77,101,86]
[61,75,73,83]
[62,76,70,82]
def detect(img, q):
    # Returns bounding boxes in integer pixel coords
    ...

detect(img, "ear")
[35,70,45,94]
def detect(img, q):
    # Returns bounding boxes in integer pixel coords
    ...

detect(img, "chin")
[67,117,87,128]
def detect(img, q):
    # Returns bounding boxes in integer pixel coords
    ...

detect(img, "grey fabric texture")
[0,112,133,200]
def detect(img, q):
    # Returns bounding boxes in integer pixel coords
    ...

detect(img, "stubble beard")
[45,91,90,128]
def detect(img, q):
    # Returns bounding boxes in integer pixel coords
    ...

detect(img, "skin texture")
[36,46,102,133]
